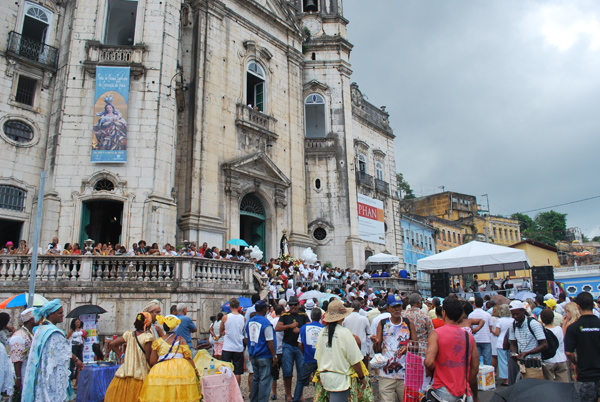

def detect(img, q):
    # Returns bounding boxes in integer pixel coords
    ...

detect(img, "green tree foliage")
[396,173,416,200]
[511,210,567,246]
[581,233,590,243]
[511,213,536,234]
[592,236,600,242]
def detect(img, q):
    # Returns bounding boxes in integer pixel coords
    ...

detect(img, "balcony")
[305,137,336,155]
[0,255,253,288]
[375,179,389,195]
[236,104,278,140]
[6,31,59,69]
[356,171,374,188]
[0,255,255,337]
[83,41,146,78]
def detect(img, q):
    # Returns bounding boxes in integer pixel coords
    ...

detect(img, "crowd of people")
[0,237,250,260]
[1,248,600,402]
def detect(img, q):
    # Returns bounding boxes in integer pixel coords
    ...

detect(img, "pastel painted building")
[401,215,435,296]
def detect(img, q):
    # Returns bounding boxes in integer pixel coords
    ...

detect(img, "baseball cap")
[288,296,299,305]
[535,294,544,304]
[255,300,268,309]
[387,294,403,307]
[509,300,526,310]
[544,299,557,309]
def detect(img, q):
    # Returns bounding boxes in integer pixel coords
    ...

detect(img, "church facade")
[0,0,403,269]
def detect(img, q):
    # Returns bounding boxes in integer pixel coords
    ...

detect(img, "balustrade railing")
[7,31,59,69]
[356,171,374,188]
[0,255,253,288]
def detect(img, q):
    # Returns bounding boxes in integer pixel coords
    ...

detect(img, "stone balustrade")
[0,255,254,289]
[83,41,146,78]
[366,277,418,293]
[235,103,278,139]
[305,137,336,155]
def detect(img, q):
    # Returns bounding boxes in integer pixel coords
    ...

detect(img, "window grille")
[0,186,26,212]
[313,227,327,241]
[15,76,36,106]
[3,120,33,143]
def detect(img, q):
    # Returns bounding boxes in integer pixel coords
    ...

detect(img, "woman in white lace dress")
[22,299,85,402]
[0,312,15,397]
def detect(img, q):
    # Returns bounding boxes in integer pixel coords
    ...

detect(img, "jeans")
[497,348,509,379]
[433,386,473,402]
[578,381,600,402]
[282,343,304,378]
[292,361,318,402]
[250,357,274,402]
[476,342,492,366]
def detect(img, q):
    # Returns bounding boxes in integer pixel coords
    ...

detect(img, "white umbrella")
[299,290,325,300]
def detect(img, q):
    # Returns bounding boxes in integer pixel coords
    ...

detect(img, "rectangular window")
[15,76,37,106]
[104,0,138,45]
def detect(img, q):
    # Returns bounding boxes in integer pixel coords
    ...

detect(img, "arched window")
[305,94,326,137]
[452,232,456,243]
[247,62,265,112]
[375,162,384,181]
[442,230,446,241]
[358,154,366,173]
[509,230,513,241]
[504,229,508,240]
[457,233,461,244]
[103,0,138,45]
[515,232,519,241]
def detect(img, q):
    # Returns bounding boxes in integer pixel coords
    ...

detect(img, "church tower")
[297,0,367,268]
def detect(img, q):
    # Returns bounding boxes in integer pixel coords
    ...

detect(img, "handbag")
[421,331,470,402]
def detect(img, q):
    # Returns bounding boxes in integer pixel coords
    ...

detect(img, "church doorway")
[80,200,123,246]
[239,194,266,258]
[0,219,23,250]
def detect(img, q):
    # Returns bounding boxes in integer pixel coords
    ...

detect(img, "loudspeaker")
[532,280,549,295]
[430,272,451,297]
[531,266,554,281]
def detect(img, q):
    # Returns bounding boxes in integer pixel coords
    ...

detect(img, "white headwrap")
[21,307,36,323]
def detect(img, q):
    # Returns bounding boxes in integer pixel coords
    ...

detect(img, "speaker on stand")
[531,265,554,295]
[430,272,451,297]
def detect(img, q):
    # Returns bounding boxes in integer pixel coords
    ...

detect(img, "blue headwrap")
[33,299,62,322]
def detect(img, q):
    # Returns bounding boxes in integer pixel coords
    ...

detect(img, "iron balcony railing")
[375,179,389,194]
[356,171,374,188]
[7,31,59,69]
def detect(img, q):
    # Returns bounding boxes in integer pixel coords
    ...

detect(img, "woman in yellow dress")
[104,312,153,402]
[138,315,202,402]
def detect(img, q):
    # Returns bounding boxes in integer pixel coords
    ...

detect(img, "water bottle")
[210,359,215,375]
[203,367,208,377]
[479,355,484,367]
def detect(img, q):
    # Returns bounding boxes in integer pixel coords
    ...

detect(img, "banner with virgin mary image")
[91,66,130,162]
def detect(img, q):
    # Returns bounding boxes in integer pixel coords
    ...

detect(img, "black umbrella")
[490,378,580,402]
[66,305,107,318]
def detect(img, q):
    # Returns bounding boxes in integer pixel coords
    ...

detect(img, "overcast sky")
[344,0,600,239]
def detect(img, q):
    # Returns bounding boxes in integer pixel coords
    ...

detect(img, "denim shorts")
[432,386,473,402]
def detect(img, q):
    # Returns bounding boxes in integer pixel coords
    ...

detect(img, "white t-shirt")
[342,312,371,356]
[268,316,284,354]
[285,288,295,302]
[370,312,391,338]
[495,317,514,349]
[544,326,567,364]
[469,308,492,343]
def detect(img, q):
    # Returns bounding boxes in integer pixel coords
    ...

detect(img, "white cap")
[544,293,556,301]
[509,300,526,310]
[468,297,475,302]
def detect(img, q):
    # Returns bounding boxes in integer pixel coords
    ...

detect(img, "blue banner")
[92,66,130,163]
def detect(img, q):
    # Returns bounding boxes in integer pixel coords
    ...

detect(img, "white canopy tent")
[366,253,400,271]
[417,241,531,275]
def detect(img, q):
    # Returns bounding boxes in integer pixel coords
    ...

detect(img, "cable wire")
[516,195,600,214]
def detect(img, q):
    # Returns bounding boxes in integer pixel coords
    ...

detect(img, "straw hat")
[323,299,352,322]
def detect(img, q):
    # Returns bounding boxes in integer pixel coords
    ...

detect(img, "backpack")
[513,317,559,360]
